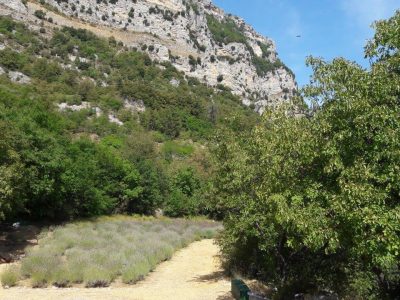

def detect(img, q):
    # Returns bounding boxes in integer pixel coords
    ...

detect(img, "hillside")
[0,0,296,222]
[0,4,262,221]
[0,0,296,113]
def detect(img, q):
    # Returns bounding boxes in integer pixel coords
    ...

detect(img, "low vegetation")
[6,217,221,288]
[206,14,247,45]
[251,56,291,77]
[1,267,19,287]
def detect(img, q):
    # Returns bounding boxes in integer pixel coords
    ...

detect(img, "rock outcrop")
[0,0,27,14]
[8,71,31,84]
[1,0,297,113]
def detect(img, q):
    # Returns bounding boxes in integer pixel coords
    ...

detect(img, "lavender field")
[1,216,221,288]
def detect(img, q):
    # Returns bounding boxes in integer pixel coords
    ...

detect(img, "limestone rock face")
[0,0,27,13]
[124,99,146,113]
[8,71,31,84]
[4,0,297,112]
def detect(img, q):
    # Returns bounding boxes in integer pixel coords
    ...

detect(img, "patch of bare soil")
[0,239,233,300]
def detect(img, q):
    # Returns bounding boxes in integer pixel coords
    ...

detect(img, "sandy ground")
[0,239,233,300]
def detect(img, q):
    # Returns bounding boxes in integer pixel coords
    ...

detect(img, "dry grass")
[4,216,221,288]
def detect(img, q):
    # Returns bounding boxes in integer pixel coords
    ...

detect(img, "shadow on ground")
[216,292,234,300]
[191,270,234,299]
[191,270,227,283]
[0,224,41,263]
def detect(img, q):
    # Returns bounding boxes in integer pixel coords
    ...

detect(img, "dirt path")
[0,239,233,300]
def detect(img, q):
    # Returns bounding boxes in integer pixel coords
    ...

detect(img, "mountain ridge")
[0,0,297,113]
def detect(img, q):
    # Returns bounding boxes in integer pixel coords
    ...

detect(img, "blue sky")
[213,0,399,87]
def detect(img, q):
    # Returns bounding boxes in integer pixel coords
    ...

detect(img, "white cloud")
[341,0,399,28]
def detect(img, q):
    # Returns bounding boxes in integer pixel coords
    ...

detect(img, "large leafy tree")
[0,120,26,220]
[213,11,400,299]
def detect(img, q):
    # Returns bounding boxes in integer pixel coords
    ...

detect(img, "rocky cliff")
[0,0,297,113]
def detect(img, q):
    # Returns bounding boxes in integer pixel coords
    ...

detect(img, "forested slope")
[0,16,258,221]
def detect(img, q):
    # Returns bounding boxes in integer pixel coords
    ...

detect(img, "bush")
[1,267,19,287]
[0,16,40,46]
[122,261,151,284]
[52,268,72,287]
[31,59,63,81]
[144,109,184,138]
[164,189,194,217]
[84,266,113,287]
[206,14,247,45]
[162,141,194,158]
[257,41,271,58]
[251,56,295,78]
[188,55,197,66]
[34,10,46,20]
[0,49,29,70]
[164,167,204,217]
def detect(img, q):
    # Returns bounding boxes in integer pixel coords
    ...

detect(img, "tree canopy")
[213,10,400,299]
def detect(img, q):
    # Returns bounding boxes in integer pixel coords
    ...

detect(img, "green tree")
[0,121,26,220]
[164,167,202,217]
[213,11,400,299]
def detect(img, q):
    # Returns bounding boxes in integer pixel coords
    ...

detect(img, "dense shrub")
[164,167,208,217]
[0,17,39,46]
[34,10,46,20]
[251,56,294,77]
[206,14,247,45]
[0,49,29,70]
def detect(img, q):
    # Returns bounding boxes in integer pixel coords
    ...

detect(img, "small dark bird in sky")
[296,35,301,38]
